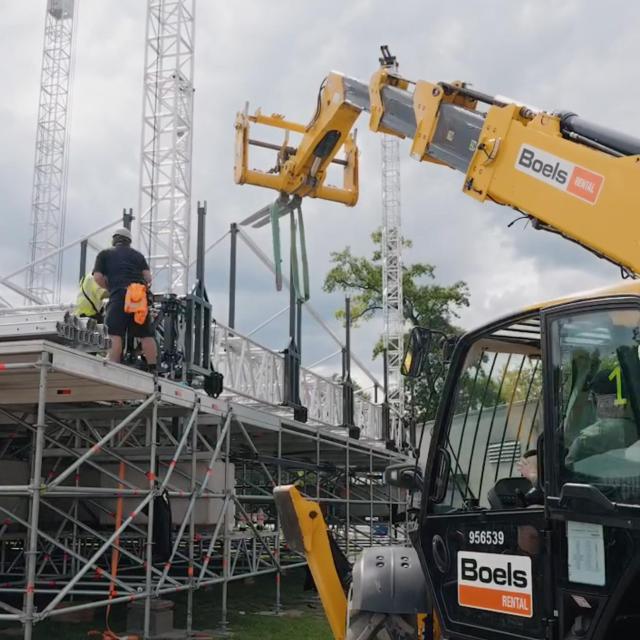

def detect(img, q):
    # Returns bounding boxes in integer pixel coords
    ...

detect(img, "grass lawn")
[0,569,333,639]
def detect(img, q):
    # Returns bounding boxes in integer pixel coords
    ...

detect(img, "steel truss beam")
[212,322,383,440]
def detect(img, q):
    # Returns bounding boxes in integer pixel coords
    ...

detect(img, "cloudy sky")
[1,1,636,386]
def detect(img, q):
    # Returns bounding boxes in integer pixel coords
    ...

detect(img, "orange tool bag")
[124,283,149,325]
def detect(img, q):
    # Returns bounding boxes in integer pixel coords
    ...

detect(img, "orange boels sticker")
[458,583,532,616]
[567,166,604,204]
[458,551,533,618]
[515,144,604,205]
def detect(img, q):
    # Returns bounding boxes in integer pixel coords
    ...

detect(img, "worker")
[75,273,108,322]
[92,228,158,372]
[565,367,637,466]
[516,448,544,507]
[517,449,538,484]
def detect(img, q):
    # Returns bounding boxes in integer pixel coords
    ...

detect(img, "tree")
[498,361,543,404]
[323,230,470,421]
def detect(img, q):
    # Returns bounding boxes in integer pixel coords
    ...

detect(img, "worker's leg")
[105,292,127,364]
[138,312,157,368]
[109,335,123,363]
[130,302,157,372]
[141,337,157,366]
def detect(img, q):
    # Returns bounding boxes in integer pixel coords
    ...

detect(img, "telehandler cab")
[277,286,640,640]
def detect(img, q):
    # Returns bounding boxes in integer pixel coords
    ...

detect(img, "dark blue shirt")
[93,245,149,295]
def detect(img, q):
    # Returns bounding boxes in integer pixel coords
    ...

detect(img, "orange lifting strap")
[124,283,148,325]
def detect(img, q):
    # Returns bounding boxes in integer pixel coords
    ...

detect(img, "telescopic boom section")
[236,64,640,276]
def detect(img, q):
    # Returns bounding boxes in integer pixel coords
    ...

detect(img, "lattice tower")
[138,0,195,295]
[381,131,404,447]
[27,0,77,304]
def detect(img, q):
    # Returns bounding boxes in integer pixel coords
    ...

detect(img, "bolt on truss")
[138,0,196,295]
[381,132,404,447]
[27,0,77,305]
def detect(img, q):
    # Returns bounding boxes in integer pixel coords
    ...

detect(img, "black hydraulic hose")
[439,82,508,107]
[558,111,640,157]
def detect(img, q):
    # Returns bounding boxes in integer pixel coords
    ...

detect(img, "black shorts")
[105,289,154,338]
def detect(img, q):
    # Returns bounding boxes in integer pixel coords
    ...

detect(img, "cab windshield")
[551,308,640,503]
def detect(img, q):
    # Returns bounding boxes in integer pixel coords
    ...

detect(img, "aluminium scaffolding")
[27,0,77,305]
[0,339,407,638]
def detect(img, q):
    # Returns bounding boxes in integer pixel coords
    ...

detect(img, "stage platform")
[0,340,408,635]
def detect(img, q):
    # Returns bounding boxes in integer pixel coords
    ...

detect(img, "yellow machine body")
[273,485,348,640]
[249,51,640,640]
[234,72,359,206]
[238,59,640,277]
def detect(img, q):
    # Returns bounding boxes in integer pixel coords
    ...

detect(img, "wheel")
[346,611,419,640]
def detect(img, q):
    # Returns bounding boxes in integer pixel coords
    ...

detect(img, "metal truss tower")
[378,48,404,447]
[138,0,196,295]
[27,0,77,304]
[381,132,404,448]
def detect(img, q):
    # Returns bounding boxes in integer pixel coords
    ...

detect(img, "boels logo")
[458,551,533,618]
[515,144,604,205]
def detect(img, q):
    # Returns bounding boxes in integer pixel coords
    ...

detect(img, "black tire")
[346,611,418,640]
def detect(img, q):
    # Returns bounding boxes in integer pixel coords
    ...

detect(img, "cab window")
[550,308,640,503]
[433,317,543,512]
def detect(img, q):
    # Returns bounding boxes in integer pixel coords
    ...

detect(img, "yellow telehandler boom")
[235,48,640,277]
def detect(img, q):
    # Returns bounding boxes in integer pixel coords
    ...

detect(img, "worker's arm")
[93,272,108,290]
[92,250,109,290]
[237,48,640,276]
[138,251,152,286]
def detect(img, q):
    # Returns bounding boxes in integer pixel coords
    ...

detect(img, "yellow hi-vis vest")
[75,274,107,318]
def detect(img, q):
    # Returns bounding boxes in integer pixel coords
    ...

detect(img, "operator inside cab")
[557,309,640,500]
[565,368,636,466]
[92,228,158,373]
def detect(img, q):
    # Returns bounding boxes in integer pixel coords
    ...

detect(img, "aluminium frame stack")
[0,340,407,638]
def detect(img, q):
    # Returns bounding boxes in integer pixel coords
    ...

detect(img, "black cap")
[590,369,617,395]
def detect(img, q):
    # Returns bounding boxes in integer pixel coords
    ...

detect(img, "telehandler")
[237,47,640,640]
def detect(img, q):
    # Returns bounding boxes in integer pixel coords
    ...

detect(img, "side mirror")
[401,327,432,378]
[384,462,423,491]
[401,326,453,379]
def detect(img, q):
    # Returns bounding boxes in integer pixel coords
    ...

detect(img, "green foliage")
[498,362,543,404]
[324,230,469,333]
[454,361,501,412]
[324,230,470,420]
